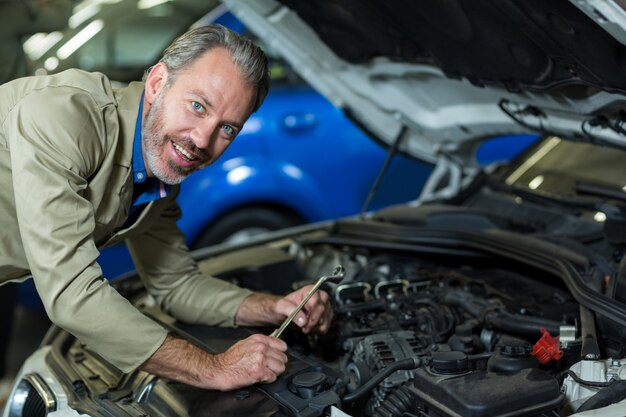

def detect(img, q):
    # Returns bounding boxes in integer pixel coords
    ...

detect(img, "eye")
[222,124,235,136]
[191,101,205,112]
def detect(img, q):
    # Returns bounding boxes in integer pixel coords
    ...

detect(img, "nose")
[190,118,219,150]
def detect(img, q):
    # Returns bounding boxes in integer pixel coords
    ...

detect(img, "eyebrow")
[190,89,244,130]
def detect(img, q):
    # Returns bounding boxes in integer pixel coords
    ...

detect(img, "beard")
[142,93,203,185]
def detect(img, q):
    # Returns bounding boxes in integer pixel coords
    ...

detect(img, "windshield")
[503,136,626,201]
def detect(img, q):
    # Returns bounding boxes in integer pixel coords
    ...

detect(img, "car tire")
[193,207,304,248]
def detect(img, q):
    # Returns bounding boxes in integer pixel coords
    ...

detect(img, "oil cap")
[431,351,468,375]
[292,371,327,399]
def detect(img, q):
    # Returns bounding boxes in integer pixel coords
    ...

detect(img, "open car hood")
[223,0,626,167]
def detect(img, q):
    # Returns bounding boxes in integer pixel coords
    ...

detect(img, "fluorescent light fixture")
[69,4,100,29]
[506,136,561,185]
[69,0,122,28]
[23,32,64,61]
[57,20,104,60]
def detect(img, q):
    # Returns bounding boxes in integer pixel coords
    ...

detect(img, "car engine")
[229,226,616,417]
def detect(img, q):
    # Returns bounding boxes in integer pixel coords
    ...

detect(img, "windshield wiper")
[575,181,626,204]
[488,179,596,210]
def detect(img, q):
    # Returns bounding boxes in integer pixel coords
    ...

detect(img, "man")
[0,25,332,390]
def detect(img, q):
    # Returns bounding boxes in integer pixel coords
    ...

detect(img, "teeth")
[174,143,195,160]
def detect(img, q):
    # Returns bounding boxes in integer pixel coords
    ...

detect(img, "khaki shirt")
[0,69,252,373]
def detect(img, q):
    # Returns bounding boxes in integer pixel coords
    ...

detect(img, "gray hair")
[144,24,269,112]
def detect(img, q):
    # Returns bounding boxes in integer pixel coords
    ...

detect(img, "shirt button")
[136,172,144,180]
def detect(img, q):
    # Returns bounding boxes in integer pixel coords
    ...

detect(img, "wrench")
[271,265,345,338]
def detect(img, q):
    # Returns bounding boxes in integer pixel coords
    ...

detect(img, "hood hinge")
[414,153,477,204]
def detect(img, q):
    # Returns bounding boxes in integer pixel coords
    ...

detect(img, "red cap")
[531,327,563,364]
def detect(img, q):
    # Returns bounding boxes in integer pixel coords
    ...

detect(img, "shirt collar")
[132,93,148,183]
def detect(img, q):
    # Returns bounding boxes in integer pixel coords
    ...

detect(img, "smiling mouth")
[173,142,198,162]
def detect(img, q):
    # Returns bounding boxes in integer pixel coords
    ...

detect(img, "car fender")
[176,154,329,243]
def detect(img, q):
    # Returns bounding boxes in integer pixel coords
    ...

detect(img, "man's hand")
[235,286,334,335]
[209,334,288,389]
[141,334,287,391]
[141,285,333,390]
[274,285,333,334]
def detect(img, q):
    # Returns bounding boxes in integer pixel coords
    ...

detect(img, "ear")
[144,62,169,104]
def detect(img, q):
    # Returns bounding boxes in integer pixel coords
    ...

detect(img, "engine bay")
[189,222,625,417]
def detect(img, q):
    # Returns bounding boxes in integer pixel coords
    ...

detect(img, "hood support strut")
[360,125,408,217]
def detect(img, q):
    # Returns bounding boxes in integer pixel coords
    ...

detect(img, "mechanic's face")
[142,47,256,184]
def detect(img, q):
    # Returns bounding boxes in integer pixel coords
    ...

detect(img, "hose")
[564,370,613,388]
[484,312,561,337]
[343,357,420,404]
[373,385,413,417]
[577,380,626,412]
[442,290,562,337]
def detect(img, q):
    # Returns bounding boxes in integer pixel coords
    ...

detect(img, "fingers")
[300,289,331,334]
[277,286,334,335]
[314,300,334,334]
[213,334,288,390]
[246,335,287,383]
[263,350,287,377]
[256,333,288,352]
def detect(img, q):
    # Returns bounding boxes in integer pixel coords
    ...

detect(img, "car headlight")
[7,374,56,417]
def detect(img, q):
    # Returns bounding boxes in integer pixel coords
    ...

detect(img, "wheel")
[193,207,304,248]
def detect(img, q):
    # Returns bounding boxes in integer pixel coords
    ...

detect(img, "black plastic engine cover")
[412,367,563,416]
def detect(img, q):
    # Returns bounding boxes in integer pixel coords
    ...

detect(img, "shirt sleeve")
[6,86,167,373]
[126,195,253,327]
